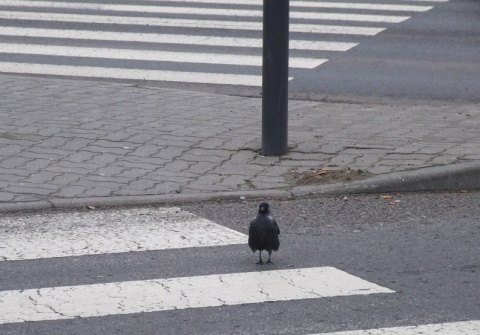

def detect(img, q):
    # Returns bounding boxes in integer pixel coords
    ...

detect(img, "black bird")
[248,202,280,264]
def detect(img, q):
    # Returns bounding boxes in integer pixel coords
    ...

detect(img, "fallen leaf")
[381,195,394,200]
[315,168,332,175]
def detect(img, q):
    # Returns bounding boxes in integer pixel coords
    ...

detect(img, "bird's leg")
[256,251,263,264]
[266,250,273,264]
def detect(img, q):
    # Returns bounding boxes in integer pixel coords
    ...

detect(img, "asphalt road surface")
[0,0,478,102]
[0,192,479,334]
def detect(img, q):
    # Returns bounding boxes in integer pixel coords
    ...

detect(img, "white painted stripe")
[0,267,394,324]
[0,62,269,86]
[0,11,386,35]
[144,0,434,11]
[0,207,247,261]
[398,0,448,2]
[291,1,431,11]
[310,320,480,335]
[0,43,327,69]
[0,1,410,23]
[0,27,358,51]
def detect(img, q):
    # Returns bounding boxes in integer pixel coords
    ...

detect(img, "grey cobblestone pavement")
[0,74,479,207]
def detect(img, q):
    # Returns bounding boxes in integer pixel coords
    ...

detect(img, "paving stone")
[429,155,460,165]
[250,180,290,189]
[65,151,98,163]
[23,159,53,171]
[385,153,434,161]
[81,187,115,197]
[149,182,183,194]
[90,153,121,166]
[417,145,455,155]
[353,154,383,167]
[6,184,57,196]
[328,154,358,167]
[283,152,331,162]
[52,186,88,198]
[252,155,280,166]
[319,143,347,154]
[0,157,32,169]
[378,159,430,167]
[94,166,126,177]
[51,174,82,186]
[61,138,92,151]
[0,192,15,202]
[181,153,228,164]
[37,136,71,148]
[56,161,99,172]
[367,165,396,174]
[279,160,325,168]
[23,171,59,184]
[228,150,257,163]
[129,145,162,158]
[183,161,216,175]
[216,175,249,189]
[0,145,25,156]
[161,160,192,173]
[255,165,292,177]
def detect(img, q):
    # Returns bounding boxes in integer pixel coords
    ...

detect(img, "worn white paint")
[0,43,327,69]
[0,27,358,51]
[310,320,480,335]
[0,62,272,86]
[145,0,434,11]
[0,267,394,324]
[0,12,386,35]
[0,1,410,23]
[0,207,247,261]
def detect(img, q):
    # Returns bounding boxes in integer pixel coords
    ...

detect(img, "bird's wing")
[273,219,280,235]
[249,218,259,234]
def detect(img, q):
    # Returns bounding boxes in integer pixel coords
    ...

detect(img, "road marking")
[0,27,358,51]
[0,62,272,86]
[143,0,434,12]
[310,320,480,335]
[0,12,386,36]
[0,1,410,23]
[0,43,327,69]
[0,207,247,261]
[398,0,448,2]
[0,267,394,325]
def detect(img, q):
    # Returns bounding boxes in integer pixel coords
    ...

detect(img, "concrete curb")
[292,161,480,196]
[0,162,479,214]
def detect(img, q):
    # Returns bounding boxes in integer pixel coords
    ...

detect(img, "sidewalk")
[1,74,479,212]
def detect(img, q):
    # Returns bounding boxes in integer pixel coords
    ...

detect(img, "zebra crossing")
[0,206,478,334]
[0,207,394,326]
[0,0,446,87]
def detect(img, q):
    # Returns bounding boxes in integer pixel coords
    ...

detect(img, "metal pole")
[262,0,289,156]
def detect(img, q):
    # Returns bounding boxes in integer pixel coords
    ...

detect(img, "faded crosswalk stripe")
[0,43,327,69]
[310,320,480,335]
[0,207,247,261]
[0,27,358,51]
[0,267,394,324]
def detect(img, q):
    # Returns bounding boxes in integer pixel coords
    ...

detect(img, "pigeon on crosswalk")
[248,202,280,264]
